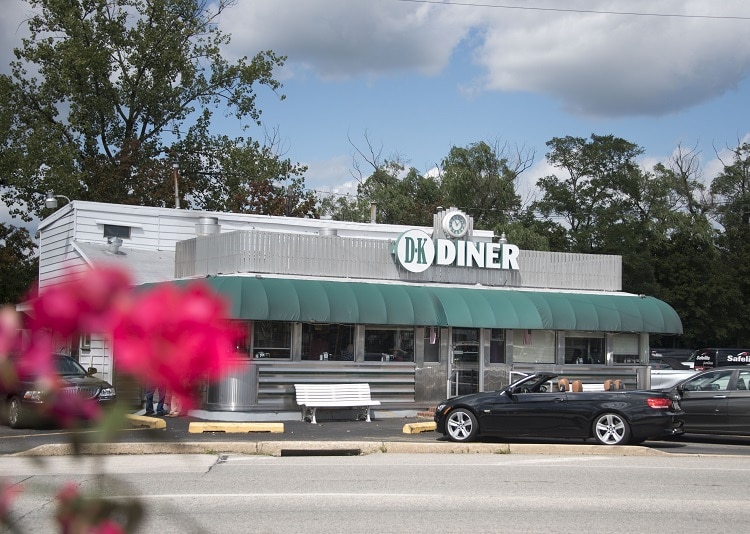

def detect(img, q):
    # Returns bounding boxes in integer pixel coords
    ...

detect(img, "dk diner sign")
[393,229,520,274]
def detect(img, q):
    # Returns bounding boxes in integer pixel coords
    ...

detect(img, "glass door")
[450,328,480,396]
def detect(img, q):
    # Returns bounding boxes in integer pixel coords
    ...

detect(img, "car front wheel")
[592,412,630,445]
[445,408,478,442]
[8,397,25,429]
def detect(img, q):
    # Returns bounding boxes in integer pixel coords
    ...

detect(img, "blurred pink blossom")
[29,267,132,338]
[0,305,21,356]
[0,478,23,525]
[112,280,242,411]
[46,391,103,429]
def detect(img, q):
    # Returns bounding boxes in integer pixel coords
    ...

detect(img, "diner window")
[511,330,555,364]
[452,328,479,363]
[232,321,252,355]
[302,323,354,361]
[103,224,131,239]
[423,327,441,363]
[565,333,605,364]
[364,326,414,362]
[252,321,291,359]
[489,329,505,364]
[613,334,640,365]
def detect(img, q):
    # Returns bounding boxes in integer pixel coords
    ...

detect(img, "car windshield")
[54,355,88,376]
[508,374,555,393]
[681,369,733,391]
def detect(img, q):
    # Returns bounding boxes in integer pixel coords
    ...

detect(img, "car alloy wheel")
[592,412,631,445]
[445,408,478,442]
[8,396,24,429]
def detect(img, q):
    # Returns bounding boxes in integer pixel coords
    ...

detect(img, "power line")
[395,0,750,21]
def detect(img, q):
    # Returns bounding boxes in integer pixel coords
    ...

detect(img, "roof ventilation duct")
[106,237,123,254]
[196,216,221,236]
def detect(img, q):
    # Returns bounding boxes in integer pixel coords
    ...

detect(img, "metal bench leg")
[310,407,317,424]
[365,407,371,422]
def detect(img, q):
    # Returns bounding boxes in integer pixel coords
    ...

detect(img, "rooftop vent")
[106,237,123,254]
[196,216,221,236]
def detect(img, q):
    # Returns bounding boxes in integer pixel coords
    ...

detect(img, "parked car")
[669,366,750,436]
[685,348,750,370]
[650,356,699,389]
[434,372,683,445]
[650,348,694,363]
[0,353,116,429]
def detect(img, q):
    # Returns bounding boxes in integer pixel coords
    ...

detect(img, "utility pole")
[172,160,180,209]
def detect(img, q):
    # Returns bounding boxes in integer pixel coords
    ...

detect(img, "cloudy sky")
[3,0,750,226]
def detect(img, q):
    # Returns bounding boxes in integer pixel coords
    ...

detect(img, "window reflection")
[302,324,354,361]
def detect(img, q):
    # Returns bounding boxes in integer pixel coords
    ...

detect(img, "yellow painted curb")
[188,422,285,434]
[126,414,166,430]
[402,421,437,434]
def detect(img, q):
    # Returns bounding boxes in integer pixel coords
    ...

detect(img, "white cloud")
[219,0,474,80]
[303,154,355,192]
[472,1,750,117]
[221,0,750,117]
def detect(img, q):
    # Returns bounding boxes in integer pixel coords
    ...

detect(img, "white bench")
[294,383,381,424]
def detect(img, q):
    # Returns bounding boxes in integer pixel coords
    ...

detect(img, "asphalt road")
[1,414,749,456]
[6,453,750,533]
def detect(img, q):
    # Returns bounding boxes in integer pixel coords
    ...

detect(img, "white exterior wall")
[38,201,489,255]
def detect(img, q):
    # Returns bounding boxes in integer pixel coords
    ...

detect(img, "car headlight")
[23,390,44,402]
[99,387,116,399]
[436,403,446,412]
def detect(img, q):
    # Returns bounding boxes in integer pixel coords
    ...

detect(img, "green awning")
[152,276,682,334]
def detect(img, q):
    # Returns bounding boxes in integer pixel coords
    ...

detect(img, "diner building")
[35,201,682,419]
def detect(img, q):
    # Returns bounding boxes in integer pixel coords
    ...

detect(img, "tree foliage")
[0,0,307,219]
[439,141,528,230]
[0,223,38,305]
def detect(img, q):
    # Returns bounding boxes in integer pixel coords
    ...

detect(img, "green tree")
[1,0,303,220]
[532,134,645,253]
[710,142,750,345]
[439,141,527,230]
[324,132,444,225]
[0,223,38,305]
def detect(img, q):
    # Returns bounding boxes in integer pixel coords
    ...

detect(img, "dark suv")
[1,353,116,428]
[686,348,750,370]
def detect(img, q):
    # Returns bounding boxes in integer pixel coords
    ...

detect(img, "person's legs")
[166,395,181,417]
[156,389,167,416]
[144,386,155,415]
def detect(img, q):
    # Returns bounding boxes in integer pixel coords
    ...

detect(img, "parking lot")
[1,414,749,457]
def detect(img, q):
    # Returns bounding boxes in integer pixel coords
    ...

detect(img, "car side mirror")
[87,367,98,376]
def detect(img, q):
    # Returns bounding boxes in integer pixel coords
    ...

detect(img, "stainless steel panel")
[415,366,447,403]
[204,359,257,411]
[175,230,622,291]
[254,362,416,410]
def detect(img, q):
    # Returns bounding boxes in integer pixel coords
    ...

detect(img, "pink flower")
[0,306,21,357]
[89,519,125,534]
[55,484,127,534]
[0,478,23,524]
[46,391,103,429]
[112,280,242,410]
[30,267,131,338]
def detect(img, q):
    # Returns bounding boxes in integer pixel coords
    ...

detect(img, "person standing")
[144,385,167,416]
[165,394,181,417]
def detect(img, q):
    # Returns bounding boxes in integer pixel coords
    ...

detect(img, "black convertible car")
[435,372,683,445]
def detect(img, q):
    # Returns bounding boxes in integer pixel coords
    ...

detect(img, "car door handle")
[554,397,565,402]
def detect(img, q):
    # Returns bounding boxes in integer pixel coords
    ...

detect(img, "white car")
[650,357,698,389]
